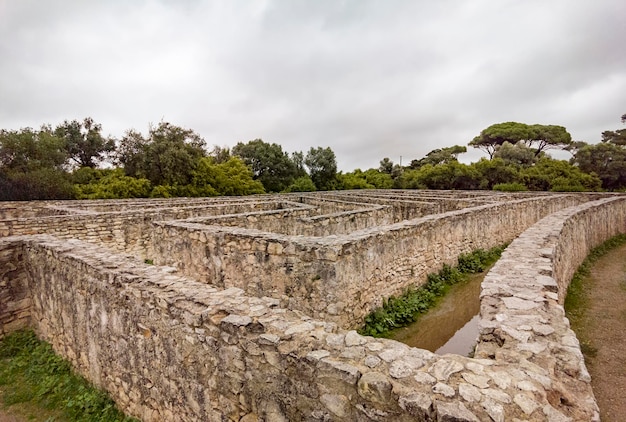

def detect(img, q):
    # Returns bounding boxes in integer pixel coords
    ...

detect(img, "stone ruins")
[1,190,625,421]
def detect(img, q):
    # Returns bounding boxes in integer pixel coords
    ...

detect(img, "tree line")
[0,115,624,201]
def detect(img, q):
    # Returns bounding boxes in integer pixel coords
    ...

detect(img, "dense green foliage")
[0,330,137,421]
[232,139,299,192]
[305,146,339,191]
[470,122,572,158]
[1,114,624,200]
[358,245,506,337]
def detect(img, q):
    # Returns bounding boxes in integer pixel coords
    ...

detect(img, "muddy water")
[386,272,484,356]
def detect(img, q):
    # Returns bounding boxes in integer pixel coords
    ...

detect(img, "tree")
[379,158,394,174]
[284,175,317,192]
[470,122,572,158]
[73,168,151,199]
[573,142,626,190]
[55,117,115,168]
[526,124,572,156]
[209,145,231,163]
[471,158,519,189]
[0,127,67,171]
[232,139,298,192]
[522,157,601,192]
[116,122,206,187]
[305,146,338,191]
[493,141,539,166]
[410,145,467,168]
[291,151,307,178]
[190,156,265,196]
[601,113,626,146]
[338,168,393,190]
[0,127,73,200]
[416,162,482,190]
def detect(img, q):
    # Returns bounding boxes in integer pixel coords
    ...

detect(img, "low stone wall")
[475,196,626,421]
[0,200,293,258]
[151,194,590,328]
[0,238,30,339]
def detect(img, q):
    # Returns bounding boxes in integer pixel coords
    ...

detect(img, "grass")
[0,330,138,422]
[358,244,506,337]
[565,233,626,360]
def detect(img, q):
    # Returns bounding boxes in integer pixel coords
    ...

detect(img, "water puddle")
[386,272,484,356]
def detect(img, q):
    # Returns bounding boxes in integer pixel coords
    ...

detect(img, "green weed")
[0,330,137,422]
[358,244,506,337]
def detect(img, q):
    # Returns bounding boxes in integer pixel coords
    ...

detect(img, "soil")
[573,244,626,422]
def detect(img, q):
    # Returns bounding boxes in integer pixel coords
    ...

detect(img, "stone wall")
[2,192,624,421]
[0,237,30,338]
[0,199,294,258]
[151,194,591,328]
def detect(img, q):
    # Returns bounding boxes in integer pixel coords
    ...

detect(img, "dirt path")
[575,244,626,422]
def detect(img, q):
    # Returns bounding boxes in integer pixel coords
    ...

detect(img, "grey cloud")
[1,0,624,171]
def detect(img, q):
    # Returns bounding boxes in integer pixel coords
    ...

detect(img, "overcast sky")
[1,1,625,171]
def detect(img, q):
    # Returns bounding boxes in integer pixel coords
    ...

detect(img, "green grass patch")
[358,244,506,337]
[565,234,626,359]
[0,330,137,422]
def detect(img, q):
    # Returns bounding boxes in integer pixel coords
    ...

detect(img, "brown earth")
[574,244,626,422]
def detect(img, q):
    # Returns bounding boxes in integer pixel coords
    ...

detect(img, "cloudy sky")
[1,1,625,171]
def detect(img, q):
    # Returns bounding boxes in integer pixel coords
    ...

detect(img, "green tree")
[416,162,482,190]
[339,169,375,190]
[73,168,151,199]
[470,158,520,189]
[470,122,572,158]
[291,151,307,178]
[0,127,73,200]
[190,156,265,196]
[600,113,626,146]
[116,122,206,187]
[209,145,231,163]
[493,141,539,166]
[379,158,394,174]
[232,139,298,192]
[522,157,601,191]
[55,117,115,168]
[573,142,626,190]
[363,168,394,188]
[284,175,317,192]
[410,145,467,168]
[305,146,338,191]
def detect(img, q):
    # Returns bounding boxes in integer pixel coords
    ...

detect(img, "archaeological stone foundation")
[1,190,625,421]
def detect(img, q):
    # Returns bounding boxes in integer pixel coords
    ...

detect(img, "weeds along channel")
[358,244,506,337]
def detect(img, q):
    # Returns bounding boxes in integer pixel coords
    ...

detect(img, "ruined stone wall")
[0,238,30,339]
[552,197,626,303]
[5,196,619,422]
[0,200,293,259]
[151,194,590,328]
[2,192,624,421]
[474,196,626,421]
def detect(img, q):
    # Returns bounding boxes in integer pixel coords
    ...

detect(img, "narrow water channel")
[386,272,484,356]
